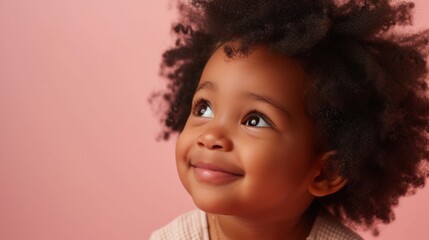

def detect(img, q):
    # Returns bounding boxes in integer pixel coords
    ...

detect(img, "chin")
[191,192,243,215]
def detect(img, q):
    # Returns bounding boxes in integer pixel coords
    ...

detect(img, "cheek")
[239,139,287,184]
[240,136,313,188]
[175,133,186,161]
[175,129,194,192]
[175,124,194,162]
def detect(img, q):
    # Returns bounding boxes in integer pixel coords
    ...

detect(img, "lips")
[190,161,244,184]
[191,162,244,176]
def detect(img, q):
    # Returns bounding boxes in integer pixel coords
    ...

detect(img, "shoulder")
[149,209,209,240]
[307,210,363,240]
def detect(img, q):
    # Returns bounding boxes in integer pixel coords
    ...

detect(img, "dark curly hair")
[153,0,429,234]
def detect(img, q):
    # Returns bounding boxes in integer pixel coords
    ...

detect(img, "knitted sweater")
[150,209,362,240]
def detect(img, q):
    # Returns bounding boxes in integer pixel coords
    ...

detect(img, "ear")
[308,150,348,197]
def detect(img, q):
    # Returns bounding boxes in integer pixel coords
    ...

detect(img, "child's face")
[176,43,324,219]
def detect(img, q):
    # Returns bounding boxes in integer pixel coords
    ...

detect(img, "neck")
[208,206,318,240]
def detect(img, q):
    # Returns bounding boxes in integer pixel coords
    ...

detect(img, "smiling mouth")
[190,162,244,184]
[191,162,244,176]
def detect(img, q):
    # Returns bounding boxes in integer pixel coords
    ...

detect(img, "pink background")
[0,0,428,239]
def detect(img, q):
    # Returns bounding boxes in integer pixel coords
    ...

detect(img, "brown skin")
[175,43,348,240]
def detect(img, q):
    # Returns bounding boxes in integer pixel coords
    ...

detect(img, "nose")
[196,126,233,151]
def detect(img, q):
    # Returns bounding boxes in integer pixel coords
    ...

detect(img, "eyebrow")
[196,80,291,119]
[195,81,216,93]
[243,92,292,119]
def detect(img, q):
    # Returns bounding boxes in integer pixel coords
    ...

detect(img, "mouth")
[191,162,244,176]
[190,162,244,184]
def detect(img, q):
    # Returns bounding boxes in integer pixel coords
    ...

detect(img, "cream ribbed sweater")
[150,209,362,240]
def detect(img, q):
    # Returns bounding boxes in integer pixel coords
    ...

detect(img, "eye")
[243,112,271,128]
[192,98,214,118]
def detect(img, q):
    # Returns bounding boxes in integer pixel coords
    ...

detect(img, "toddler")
[150,0,429,239]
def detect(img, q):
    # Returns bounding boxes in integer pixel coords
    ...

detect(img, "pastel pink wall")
[0,0,427,239]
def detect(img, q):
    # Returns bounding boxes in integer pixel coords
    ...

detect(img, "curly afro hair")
[154,0,429,233]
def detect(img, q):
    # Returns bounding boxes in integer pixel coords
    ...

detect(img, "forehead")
[199,44,310,99]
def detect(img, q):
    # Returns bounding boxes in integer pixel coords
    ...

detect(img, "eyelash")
[243,111,274,127]
[191,98,210,116]
[191,97,274,127]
